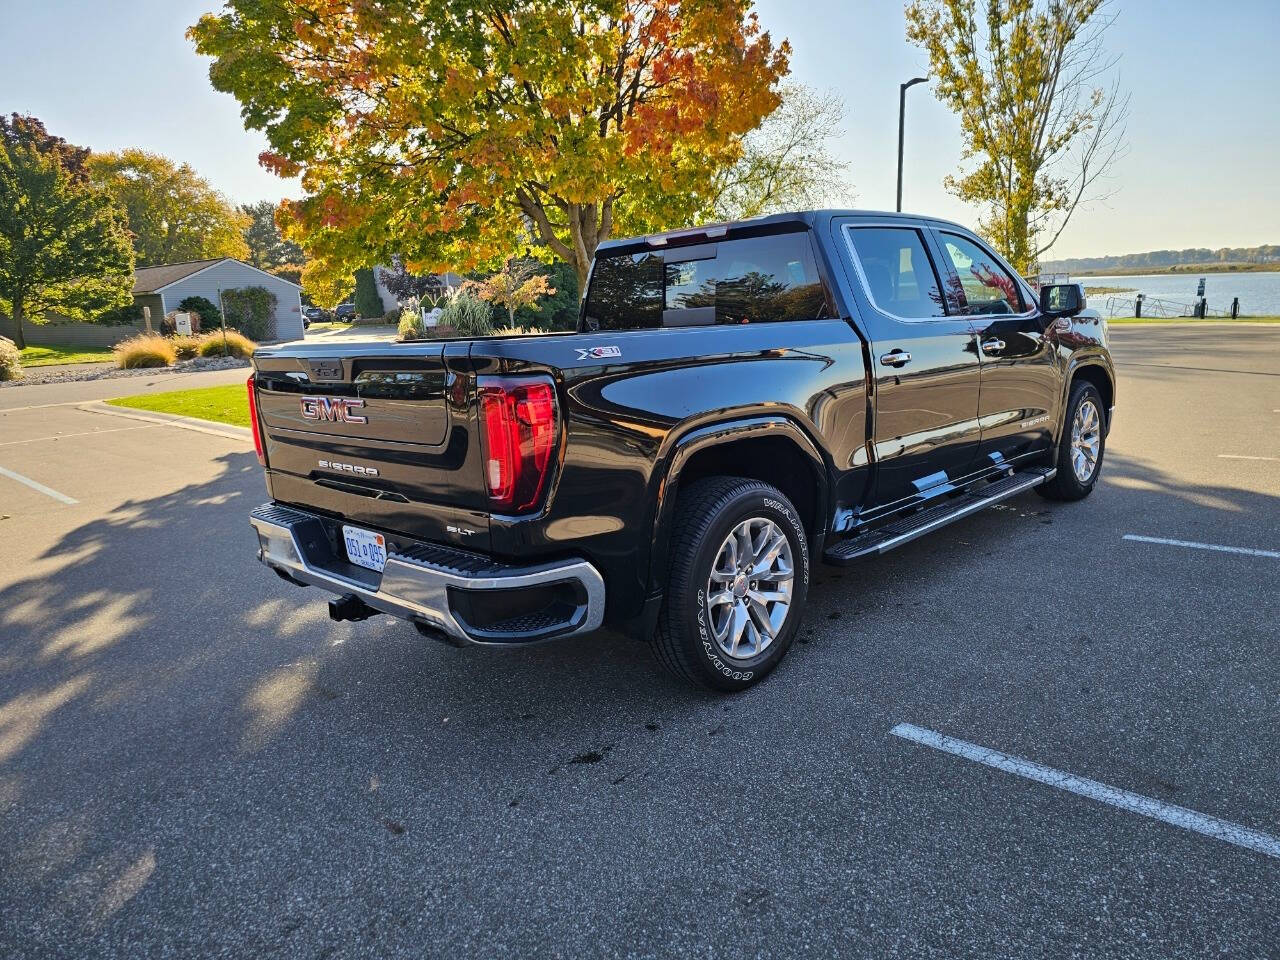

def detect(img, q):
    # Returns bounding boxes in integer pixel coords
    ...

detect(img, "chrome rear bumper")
[249,503,605,645]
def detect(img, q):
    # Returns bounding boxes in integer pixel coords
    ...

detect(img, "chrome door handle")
[880,351,912,367]
[981,339,1006,353]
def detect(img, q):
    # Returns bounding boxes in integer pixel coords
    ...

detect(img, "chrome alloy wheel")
[1071,398,1102,483]
[705,517,794,661]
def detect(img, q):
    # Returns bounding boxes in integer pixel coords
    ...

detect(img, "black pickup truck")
[247,211,1114,690]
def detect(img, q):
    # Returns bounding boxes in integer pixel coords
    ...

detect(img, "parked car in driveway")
[333,303,356,320]
[245,210,1114,690]
[302,306,328,324]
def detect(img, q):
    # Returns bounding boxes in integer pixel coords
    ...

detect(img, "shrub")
[177,295,220,331]
[197,330,257,359]
[382,308,401,323]
[494,325,551,336]
[0,338,22,381]
[353,267,386,318]
[171,334,202,360]
[114,334,177,369]
[398,307,426,341]
[513,260,580,331]
[440,290,495,337]
[222,286,276,341]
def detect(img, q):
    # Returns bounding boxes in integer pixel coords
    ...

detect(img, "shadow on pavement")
[0,440,1276,955]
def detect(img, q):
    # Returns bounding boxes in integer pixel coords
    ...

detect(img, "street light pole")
[896,76,929,213]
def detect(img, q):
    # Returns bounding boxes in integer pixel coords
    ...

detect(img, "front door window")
[938,234,1024,316]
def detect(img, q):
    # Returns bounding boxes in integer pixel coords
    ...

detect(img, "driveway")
[1,325,1277,958]
[297,323,398,343]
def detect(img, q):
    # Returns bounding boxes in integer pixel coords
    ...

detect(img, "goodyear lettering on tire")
[697,587,751,680]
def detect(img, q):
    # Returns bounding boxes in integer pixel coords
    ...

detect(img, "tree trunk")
[513,186,608,298]
[572,255,590,297]
[2,300,26,350]
[1010,204,1034,276]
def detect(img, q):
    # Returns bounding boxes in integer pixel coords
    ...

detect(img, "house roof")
[133,259,225,294]
[133,258,303,294]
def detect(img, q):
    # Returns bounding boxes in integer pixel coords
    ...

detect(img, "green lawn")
[19,343,114,366]
[304,321,355,332]
[107,384,250,428]
[1107,314,1280,324]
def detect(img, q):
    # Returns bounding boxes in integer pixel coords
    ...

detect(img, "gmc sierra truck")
[247,210,1114,690]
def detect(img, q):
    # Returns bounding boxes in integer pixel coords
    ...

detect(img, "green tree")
[0,132,134,349]
[905,0,1128,272]
[87,149,250,266]
[352,268,385,318]
[190,0,791,291]
[241,199,303,268]
[710,84,855,221]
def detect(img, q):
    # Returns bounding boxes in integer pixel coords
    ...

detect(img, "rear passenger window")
[583,232,830,330]
[845,227,945,319]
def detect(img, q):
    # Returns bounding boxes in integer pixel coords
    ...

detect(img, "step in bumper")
[249,503,605,645]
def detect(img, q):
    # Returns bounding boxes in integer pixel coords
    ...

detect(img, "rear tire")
[1037,380,1106,501]
[653,477,811,691]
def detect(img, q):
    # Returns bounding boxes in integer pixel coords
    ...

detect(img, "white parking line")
[0,424,160,447]
[890,723,1280,860]
[1122,534,1280,559]
[0,465,78,505]
[1218,454,1280,462]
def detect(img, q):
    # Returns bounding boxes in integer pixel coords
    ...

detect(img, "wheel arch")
[1061,358,1115,438]
[647,416,829,599]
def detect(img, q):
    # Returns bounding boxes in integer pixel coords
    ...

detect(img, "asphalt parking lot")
[1,325,1277,959]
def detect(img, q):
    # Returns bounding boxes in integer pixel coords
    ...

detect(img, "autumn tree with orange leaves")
[190,1,790,298]
[468,259,556,327]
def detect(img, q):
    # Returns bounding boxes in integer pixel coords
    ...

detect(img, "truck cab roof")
[594,209,973,258]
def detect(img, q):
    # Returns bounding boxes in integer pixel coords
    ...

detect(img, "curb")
[78,401,253,443]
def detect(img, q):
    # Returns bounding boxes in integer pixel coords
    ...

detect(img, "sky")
[1,0,1277,260]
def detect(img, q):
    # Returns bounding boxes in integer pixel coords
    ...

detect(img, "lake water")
[1081,270,1280,317]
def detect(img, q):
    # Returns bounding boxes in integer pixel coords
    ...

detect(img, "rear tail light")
[478,377,558,513]
[246,374,265,465]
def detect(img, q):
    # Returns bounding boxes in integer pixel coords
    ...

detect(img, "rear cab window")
[583,231,832,331]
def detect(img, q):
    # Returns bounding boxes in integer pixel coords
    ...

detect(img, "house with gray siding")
[9,257,306,347]
[134,258,305,341]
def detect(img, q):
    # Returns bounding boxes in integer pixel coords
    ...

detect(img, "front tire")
[653,477,811,691]
[1037,380,1106,501]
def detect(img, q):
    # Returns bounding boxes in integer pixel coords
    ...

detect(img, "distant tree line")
[1042,245,1280,274]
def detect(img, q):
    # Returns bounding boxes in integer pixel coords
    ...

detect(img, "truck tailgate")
[252,343,491,549]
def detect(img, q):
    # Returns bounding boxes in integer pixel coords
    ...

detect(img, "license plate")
[342,525,387,573]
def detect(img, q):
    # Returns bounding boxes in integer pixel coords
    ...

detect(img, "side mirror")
[1040,282,1086,318]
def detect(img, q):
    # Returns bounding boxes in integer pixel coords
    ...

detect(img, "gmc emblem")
[300,396,367,424]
